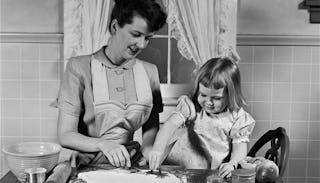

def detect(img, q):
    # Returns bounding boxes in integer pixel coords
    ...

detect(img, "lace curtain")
[163,0,239,66]
[64,0,112,60]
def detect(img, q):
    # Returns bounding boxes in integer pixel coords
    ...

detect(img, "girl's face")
[197,83,228,116]
[112,15,154,61]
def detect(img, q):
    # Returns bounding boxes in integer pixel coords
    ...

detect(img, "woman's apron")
[71,57,154,167]
[91,56,154,144]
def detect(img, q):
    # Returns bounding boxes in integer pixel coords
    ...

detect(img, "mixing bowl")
[2,142,61,180]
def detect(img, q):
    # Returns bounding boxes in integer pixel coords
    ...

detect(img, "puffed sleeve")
[230,108,256,144]
[57,58,84,117]
[170,95,197,127]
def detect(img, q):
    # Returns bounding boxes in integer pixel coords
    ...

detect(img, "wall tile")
[311,47,320,64]
[2,119,21,136]
[39,44,62,60]
[39,62,60,80]
[2,137,21,149]
[41,118,58,137]
[291,84,310,102]
[253,64,272,82]
[238,63,253,82]
[273,46,293,64]
[250,121,270,139]
[237,46,254,63]
[309,122,320,140]
[272,83,291,101]
[310,84,320,103]
[0,43,20,60]
[287,177,306,183]
[310,64,319,83]
[1,62,20,79]
[292,65,311,83]
[309,103,320,122]
[252,102,271,120]
[293,46,311,64]
[306,178,320,183]
[273,64,292,82]
[253,46,273,63]
[1,99,21,118]
[307,160,320,177]
[291,103,309,121]
[20,44,39,60]
[308,141,320,158]
[290,122,308,139]
[2,81,20,98]
[253,83,272,101]
[289,140,308,158]
[40,100,59,118]
[21,100,41,118]
[40,81,60,99]
[21,81,40,98]
[21,137,41,142]
[242,83,253,102]
[288,159,307,177]
[22,119,41,136]
[21,62,39,80]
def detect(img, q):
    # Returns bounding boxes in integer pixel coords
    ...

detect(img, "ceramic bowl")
[2,142,61,180]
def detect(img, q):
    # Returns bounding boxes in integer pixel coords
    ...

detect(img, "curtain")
[163,0,239,67]
[64,0,112,60]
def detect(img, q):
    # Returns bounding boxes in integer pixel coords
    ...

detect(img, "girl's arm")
[218,142,247,178]
[149,113,185,170]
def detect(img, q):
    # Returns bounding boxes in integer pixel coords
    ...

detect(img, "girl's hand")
[98,141,131,167]
[218,162,236,178]
[148,150,163,170]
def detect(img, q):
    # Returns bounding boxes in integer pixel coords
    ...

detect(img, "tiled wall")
[0,42,64,177]
[237,45,320,183]
[1,41,320,182]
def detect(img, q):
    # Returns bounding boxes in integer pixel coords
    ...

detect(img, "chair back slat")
[248,127,290,177]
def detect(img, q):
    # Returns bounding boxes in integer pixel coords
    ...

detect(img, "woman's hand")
[148,149,164,170]
[98,141,131,167]
[218,162,236,178]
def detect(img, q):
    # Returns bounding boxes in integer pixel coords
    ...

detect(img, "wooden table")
[1,167,284,183]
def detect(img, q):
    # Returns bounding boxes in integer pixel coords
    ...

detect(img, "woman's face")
[112,16,154,61]
[197,83,228,116]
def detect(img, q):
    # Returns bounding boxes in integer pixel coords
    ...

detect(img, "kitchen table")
[1,166,284,183]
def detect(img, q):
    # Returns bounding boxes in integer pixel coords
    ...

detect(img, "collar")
[93,46,136,70]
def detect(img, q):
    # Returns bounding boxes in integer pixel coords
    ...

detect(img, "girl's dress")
[166,101,255,169]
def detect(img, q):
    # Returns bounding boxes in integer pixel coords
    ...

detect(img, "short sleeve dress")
[165,99,255,169]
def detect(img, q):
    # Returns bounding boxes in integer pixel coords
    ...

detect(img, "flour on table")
[77,169,182,183]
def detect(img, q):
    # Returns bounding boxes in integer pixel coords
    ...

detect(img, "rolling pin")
[45,161,72,183]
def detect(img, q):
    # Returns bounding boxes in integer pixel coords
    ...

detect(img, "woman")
[57,0,167,168]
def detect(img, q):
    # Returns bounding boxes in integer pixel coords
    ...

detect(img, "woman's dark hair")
[191,57,247,113]
[109,0,167,32]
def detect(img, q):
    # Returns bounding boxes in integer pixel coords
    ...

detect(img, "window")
[137,1,196,84]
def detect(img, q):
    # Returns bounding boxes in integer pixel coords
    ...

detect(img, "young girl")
[149,57,255,178]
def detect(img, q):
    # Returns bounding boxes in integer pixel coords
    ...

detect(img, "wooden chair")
[248,127,290,177]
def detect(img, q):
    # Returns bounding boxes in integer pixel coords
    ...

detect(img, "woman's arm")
[58,110,131,167]
[218,142,247,178]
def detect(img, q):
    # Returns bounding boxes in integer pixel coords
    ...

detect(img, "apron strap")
[91,57,109,103]
[133,61,153,105]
